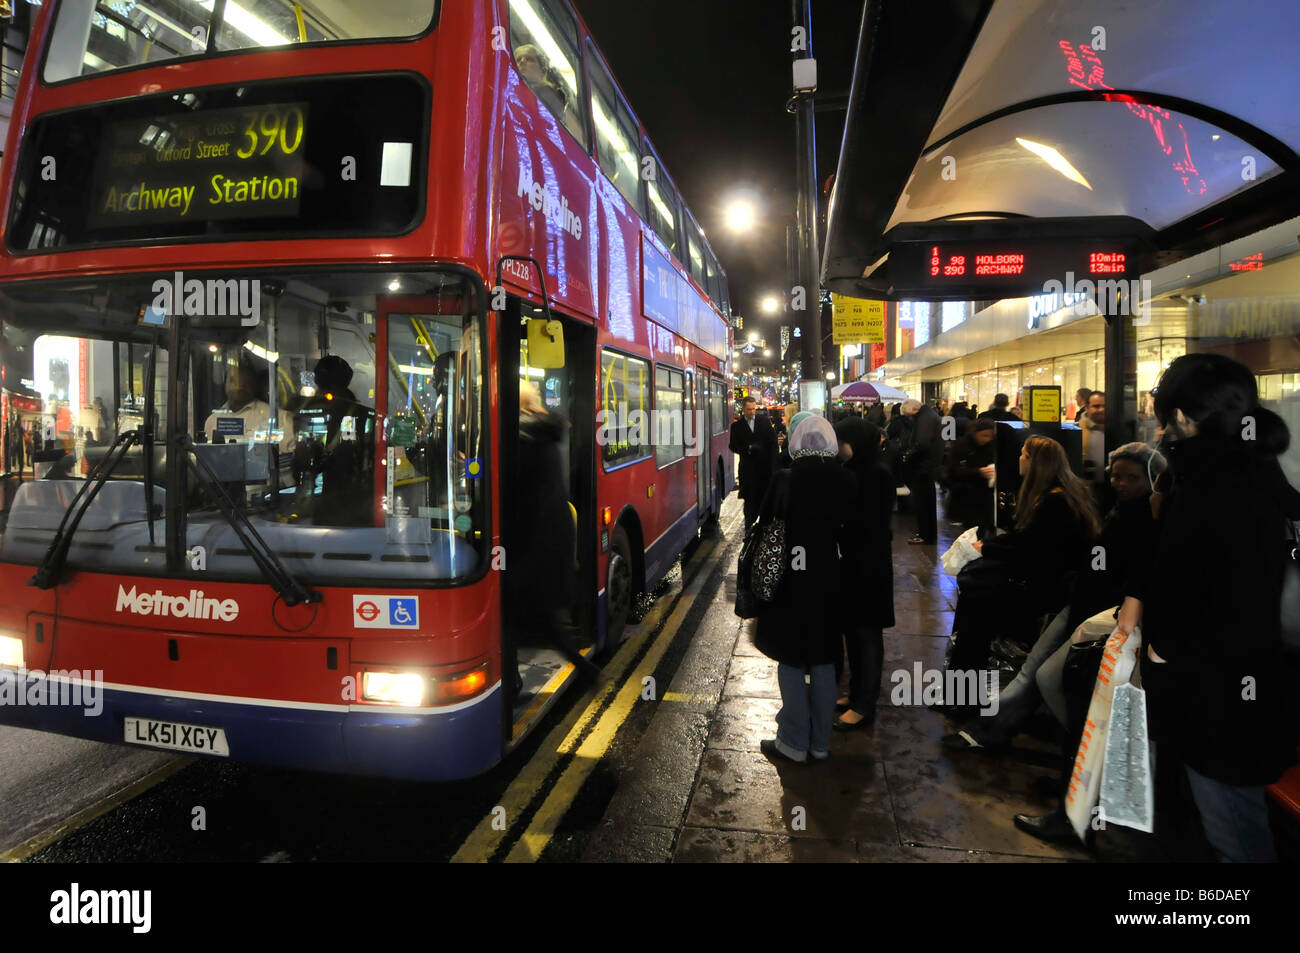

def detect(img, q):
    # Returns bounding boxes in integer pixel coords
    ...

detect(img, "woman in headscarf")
[753,416,857,763]
[832,417,896,728]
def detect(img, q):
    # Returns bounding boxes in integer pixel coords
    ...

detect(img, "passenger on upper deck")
[514,44,584,142]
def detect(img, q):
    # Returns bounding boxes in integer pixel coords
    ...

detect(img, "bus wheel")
[605,526,634,648]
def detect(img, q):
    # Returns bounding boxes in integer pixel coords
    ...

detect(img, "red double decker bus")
[0,0,733,780]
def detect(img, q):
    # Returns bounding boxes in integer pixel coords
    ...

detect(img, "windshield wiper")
[29,430,144,590]
[176,434,321,607]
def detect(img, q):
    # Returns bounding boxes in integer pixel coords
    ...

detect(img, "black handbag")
[734,527,760,619]
[750,518,787,603]
[1282,519,1300,653]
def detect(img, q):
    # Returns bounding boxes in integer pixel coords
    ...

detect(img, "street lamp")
[761,295,779,314]
[764,348,772,356]
[825,371,836,381]
[723,197,757,233]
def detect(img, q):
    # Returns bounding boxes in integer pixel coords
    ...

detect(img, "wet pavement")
[584,493,1201,863]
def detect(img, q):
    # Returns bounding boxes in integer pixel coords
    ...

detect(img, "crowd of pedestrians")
[737,353,1300,862]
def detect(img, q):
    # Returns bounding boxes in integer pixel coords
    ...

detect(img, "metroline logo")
[115,585,239,622]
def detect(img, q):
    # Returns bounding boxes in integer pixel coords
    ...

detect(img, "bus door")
[693,368,712,520]
[501,294,596,724]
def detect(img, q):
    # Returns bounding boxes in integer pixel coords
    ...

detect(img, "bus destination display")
[88,102,308,229]
[889,239,1138,298]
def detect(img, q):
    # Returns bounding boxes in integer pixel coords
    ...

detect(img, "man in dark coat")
[729,396,776,528]
[508,382,600,686]
[903,398,944,544]
[945,418,997,534]
[977,393,1018,422]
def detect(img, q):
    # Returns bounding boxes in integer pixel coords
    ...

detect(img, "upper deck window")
[586,44,644,218]
[508,0,587,148]
[44,0,438,83]
[642,141,681,260]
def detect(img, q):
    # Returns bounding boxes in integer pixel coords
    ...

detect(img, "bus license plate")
[124,717,230,756]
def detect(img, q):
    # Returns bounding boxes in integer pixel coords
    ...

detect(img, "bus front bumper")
[0,669,504,782]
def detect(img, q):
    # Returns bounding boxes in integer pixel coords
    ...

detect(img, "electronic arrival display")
[8,73,429,251]
[889,239,1140,298]
[88,102,308,229]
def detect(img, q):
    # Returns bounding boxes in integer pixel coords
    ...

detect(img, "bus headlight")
[0,636,23,669]
[361,671,426,707]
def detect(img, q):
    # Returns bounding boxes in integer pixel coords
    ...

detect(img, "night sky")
[572,0,865,349]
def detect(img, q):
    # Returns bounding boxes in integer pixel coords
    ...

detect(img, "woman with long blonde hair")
[947,436,1099,674]
[1005,436,1101,537]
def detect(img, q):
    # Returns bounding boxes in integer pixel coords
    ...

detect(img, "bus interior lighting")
[361,671,426,707]
[194,0,293,47]
[0,636,23,669]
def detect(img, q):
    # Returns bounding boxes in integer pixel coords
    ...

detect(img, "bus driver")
[203,356,294,453]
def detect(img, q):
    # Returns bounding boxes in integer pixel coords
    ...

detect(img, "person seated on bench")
[943,442,1163,752]
[945,436,1099,676]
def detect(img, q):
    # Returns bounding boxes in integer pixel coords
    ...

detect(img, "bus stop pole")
[792,0,822,385]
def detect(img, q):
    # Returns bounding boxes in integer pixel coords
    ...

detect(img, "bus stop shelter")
[821,0,1300,450]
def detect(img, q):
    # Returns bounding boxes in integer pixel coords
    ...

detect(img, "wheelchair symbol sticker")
[390,598,418,627]
[353,595,420,629]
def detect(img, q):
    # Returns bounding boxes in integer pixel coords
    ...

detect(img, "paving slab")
[683,748,898,847]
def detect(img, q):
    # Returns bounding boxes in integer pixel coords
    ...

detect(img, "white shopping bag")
[1064,625,1142,842]
[1098,680,1154,833]
[939,526,981,576]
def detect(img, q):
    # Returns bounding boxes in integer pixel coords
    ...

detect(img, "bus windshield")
[44,0,439,82]
[0,269,487,588]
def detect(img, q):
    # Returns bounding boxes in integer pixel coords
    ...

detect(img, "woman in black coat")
[832,417,896,728]
[1116,353,1300,862]
[753,416,857,763]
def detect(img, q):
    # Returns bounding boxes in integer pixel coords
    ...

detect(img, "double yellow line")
[453,511,736,862]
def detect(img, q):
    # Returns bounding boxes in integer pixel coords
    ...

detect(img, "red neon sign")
[1058,40,1207,196]
[929,246,1026,278]
[1089,251,1127,274]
